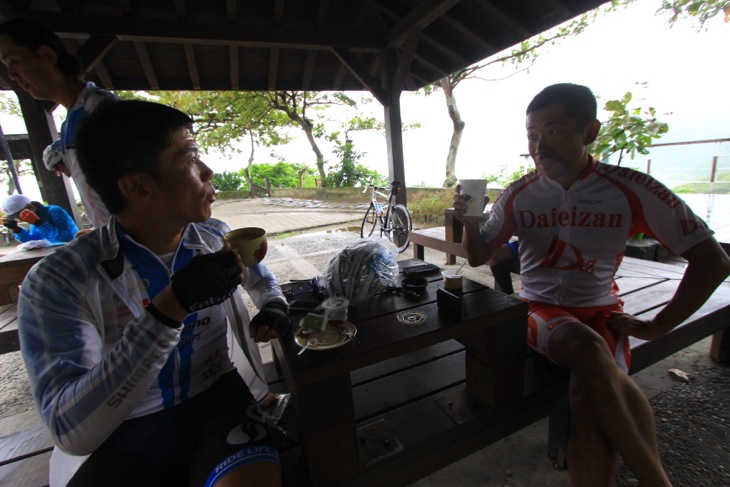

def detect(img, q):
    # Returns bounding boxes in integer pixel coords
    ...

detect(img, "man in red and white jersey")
[454,83,730,487]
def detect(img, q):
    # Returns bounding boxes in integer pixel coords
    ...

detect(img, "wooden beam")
[184,43,201,90]
[91,61,114,90]
[73,35,117,78]
[26,11,382,52]
[383,48,407,206]
[441,13,497,52]
[14,91,80,224]
[387,0,461,48]
[332,47,387,105]
[229,45,239,90]
[133,41,159,90]
[481,0,531,38]
[392,34,420,94]
[301,51,317,91]
[268,47,280,91]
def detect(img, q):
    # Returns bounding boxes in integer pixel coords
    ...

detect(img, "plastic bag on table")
[323,238,399,305]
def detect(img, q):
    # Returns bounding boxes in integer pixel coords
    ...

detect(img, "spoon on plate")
[338,325,360,344]
[298,338,318,355]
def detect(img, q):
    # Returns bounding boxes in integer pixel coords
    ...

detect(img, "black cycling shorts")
[68,371,279,487]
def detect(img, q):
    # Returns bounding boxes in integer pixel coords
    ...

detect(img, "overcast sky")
[2,0,729,198]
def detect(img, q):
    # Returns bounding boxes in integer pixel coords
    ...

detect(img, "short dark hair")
[0,18,83,79]
[526,83,597,128]
[75,100,194,214]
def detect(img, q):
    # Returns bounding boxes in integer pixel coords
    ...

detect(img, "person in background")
[0,17,118,228]
[453,83,730,487]
[2,193,78,244]
[18,100,290,486]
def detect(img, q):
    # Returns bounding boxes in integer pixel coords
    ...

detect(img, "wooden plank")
[338,380,567,487]
[620,280,679,315]
[409,226,464,264]
[615,276,667,295]
[0,450,51,487]
[0,425,53,466]
[353,351,465,420]
[0,304,17,330]
[351,340,463,385]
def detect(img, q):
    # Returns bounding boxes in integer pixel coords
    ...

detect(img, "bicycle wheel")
[388,204,412,252]
[360,203,378,238]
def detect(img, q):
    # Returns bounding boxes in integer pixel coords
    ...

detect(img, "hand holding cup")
[224,227,268,267]
[454,180,489,224]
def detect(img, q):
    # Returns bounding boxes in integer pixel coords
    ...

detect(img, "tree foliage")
[657,0,730,29]
[422,0,634,187]
[264,91,360,185]
[593,85,670,164]
[149,91,292,157]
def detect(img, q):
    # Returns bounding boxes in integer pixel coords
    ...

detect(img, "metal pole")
[0,122,23,194]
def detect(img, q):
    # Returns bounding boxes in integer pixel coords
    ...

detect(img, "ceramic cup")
[224,227,268,266]
[442,269,463,291]
[458,179,487,216]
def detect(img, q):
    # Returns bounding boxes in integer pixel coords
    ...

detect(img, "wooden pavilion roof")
[0,0,606,101]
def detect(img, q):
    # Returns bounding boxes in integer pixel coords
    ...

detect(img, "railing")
[518,138,730,194]
[616,138,730,194]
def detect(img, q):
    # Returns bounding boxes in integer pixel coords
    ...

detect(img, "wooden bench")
[0,424,53,486]
[410,208,473,265]
[263,257,730,485]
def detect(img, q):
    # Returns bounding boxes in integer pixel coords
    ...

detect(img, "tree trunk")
[440,77,465,188]
[300,124,327,184]
[246,132,255,197]
[268,92,328,186]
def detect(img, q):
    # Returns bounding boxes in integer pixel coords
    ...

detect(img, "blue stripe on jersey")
[118,227,196,408]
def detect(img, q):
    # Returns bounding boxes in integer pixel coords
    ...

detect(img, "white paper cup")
[458,179,487,216]
[442,270,463,291]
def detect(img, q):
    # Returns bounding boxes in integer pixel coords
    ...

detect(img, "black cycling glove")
[171,252,242,312]
[250,303,292,339]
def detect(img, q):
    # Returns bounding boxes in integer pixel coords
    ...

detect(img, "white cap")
[2,194,31,218]
[43,140,64,171]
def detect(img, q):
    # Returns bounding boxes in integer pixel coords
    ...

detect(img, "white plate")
[294,321,357,351]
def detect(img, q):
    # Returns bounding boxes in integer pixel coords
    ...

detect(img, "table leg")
[293,374,359,485]
[462,315,526,407]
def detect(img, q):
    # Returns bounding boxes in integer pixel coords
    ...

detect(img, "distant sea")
[612,139,730,194]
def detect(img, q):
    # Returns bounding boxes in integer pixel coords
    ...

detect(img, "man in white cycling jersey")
[453,83,730,487]
[18,100,290,487]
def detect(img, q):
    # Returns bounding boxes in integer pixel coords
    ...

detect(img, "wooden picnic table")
[0,246,57,305]
[0,246,58,354]
[272,260,527,486]
[267,254,730,485]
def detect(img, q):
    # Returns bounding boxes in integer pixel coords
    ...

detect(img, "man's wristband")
[146,303,182,328]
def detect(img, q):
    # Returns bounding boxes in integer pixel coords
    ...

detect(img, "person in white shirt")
[454,83,730,487]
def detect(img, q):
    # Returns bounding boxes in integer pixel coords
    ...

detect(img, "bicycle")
[360,180,412,253]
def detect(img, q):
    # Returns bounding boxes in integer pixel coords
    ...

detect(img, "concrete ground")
[1,197,728,486]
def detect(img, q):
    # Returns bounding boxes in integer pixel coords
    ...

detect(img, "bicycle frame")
[363,184,394,238]
[360,180,411,253]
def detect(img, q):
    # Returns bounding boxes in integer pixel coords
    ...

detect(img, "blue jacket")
[14,204,79,244]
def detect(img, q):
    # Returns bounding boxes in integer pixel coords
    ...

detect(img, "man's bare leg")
[549,322,672,487]
[566,375,618,487]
